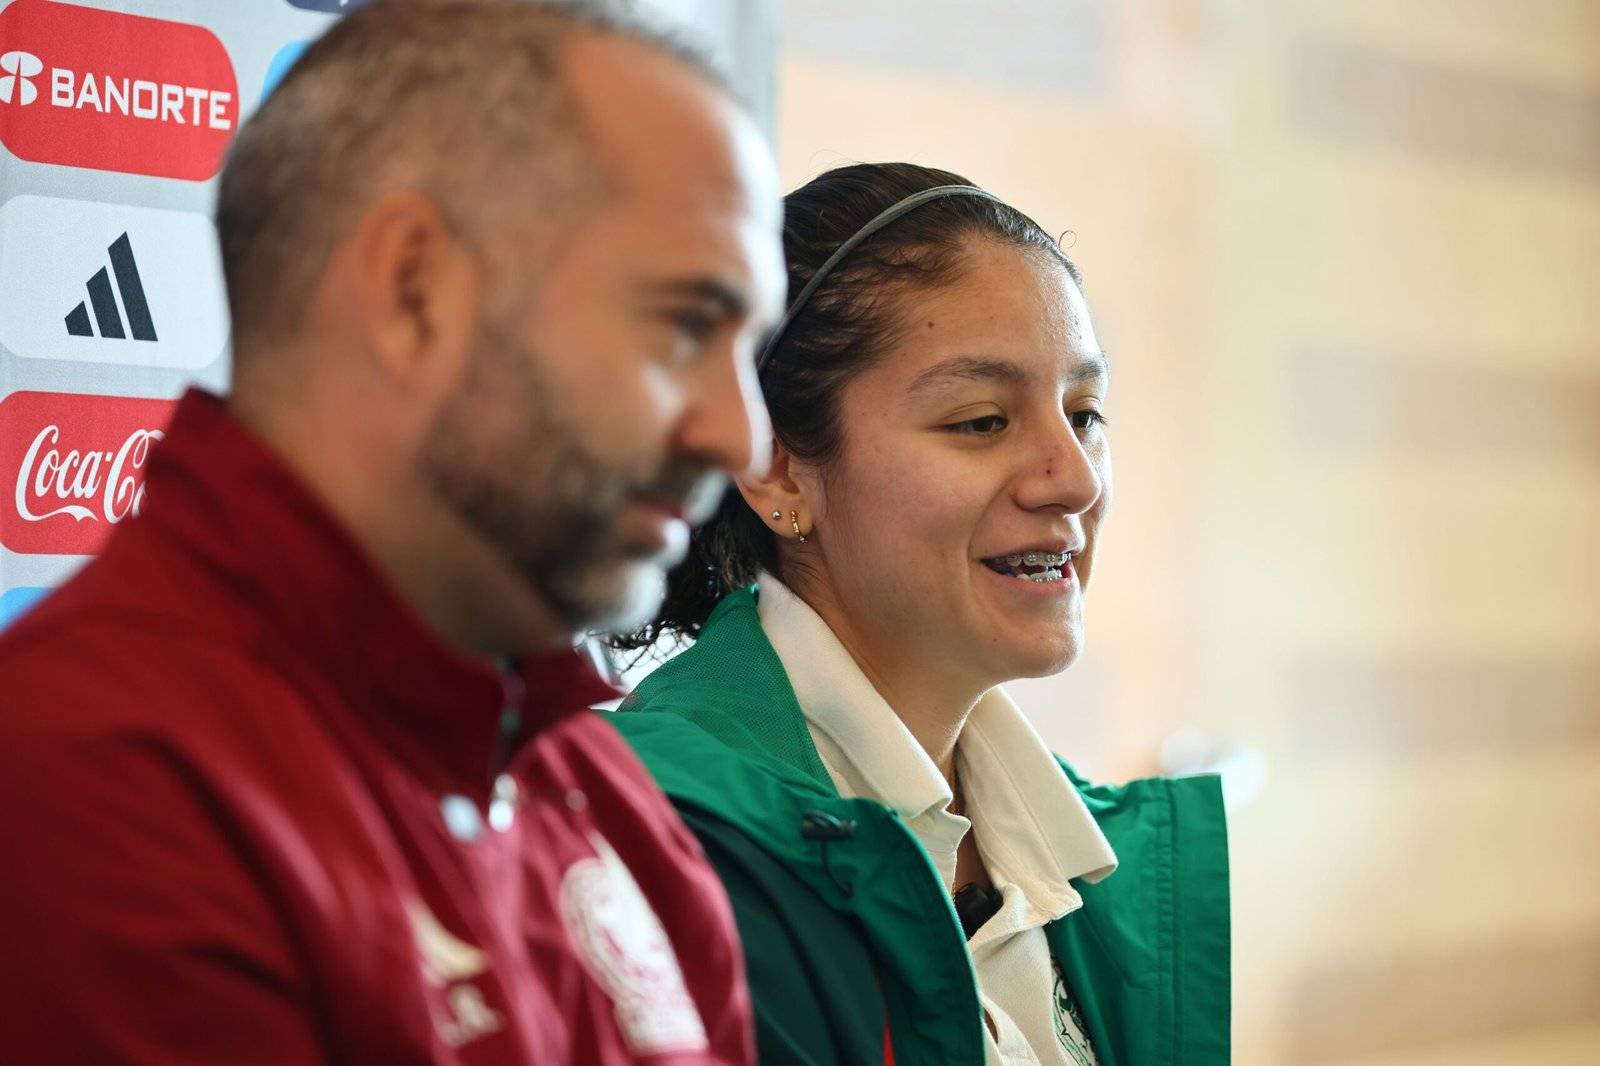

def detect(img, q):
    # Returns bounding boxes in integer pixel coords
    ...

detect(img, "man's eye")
[946,414,1008,435]
[669,308,717,342]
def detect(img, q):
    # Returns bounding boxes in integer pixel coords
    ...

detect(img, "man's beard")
[419,317,724,635]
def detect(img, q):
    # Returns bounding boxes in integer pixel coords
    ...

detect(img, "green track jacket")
[614,589,1230,1065]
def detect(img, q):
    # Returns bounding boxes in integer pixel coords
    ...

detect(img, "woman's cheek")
[1093,439,1113,507]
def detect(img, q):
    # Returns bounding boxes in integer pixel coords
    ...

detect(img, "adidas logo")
[0,50,41,106]
[65,233,158,343]
[1,195,227,370]
[403,898,504,1049]
[405,900,491,987]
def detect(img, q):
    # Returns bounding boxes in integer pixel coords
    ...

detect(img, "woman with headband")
[610,163,1230,1065]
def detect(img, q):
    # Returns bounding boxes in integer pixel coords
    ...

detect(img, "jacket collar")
[756,573,953,819]
[628,584,1117,890]
[623,586,837,792]
[758,573,1117,910]
[138,390,616,788]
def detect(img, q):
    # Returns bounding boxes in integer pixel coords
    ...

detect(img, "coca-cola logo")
[0,392,175,556]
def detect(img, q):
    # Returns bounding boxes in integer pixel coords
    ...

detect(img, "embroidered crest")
[560,833,709,1054]
[1052,962,1097,1065]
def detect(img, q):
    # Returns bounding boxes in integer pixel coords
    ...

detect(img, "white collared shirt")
[757,574,1118,1066]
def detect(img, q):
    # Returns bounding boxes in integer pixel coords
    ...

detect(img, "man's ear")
[734,438,817,537]
[341,190,481,397]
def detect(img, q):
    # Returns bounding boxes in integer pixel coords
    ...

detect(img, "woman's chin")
[987,631,1083,683]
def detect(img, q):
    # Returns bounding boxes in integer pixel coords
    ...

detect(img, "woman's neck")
[787,573,987,791]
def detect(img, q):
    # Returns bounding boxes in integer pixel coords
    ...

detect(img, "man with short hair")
[0,1,785,1061]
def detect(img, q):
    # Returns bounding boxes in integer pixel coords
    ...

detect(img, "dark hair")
[607,162,1081,653]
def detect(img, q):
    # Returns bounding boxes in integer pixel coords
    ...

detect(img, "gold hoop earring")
[790,510,807,543]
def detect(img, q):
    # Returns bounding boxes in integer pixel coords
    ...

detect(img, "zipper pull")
[801,810,857,898]
[487,664,525,832]
[488,771,518,833]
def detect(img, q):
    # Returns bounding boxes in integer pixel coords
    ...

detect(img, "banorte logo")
[0,392,175,556]
[0,50,43,105]
[0,0,237,181]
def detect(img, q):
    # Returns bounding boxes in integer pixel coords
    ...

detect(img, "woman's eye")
[1071,410,1108,432]
[947,414,1009,435]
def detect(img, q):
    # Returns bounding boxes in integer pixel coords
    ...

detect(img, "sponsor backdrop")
[0,0,775,628]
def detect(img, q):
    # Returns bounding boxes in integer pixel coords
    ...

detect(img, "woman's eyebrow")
[905,351,1111,395]
[1072,352,1111,386]
[905,355,1032,396]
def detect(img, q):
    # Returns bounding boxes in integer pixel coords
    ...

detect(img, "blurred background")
[2,0,1594,1061]
[762,1,1600,1063]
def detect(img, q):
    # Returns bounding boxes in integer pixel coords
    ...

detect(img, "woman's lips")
[977,556,1079,596]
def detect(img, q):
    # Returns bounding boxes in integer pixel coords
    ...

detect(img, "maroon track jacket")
[0,390,754,1065]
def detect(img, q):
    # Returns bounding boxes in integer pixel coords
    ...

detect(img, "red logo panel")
[0,0,238,181]
[0,391,175,556]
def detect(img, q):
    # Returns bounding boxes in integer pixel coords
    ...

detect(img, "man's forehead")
[565,36,747,187]
[632,233,785,316]
[601,115,778,226]
[589,153,781,292]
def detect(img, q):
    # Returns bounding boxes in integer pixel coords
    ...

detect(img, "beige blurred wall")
[775,1,1600,1062]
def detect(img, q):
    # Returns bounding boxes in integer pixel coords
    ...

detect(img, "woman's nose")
[1012,418,1104,516]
